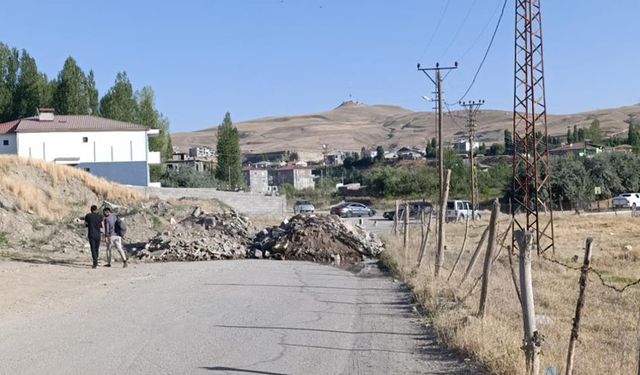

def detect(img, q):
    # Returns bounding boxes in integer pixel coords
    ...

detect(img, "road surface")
[0,260,477,375]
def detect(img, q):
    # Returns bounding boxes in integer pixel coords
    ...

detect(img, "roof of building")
[275,164,313,171]
[550,142,601,153]
[0,115,149,135]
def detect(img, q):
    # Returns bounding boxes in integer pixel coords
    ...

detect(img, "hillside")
[172,101,640,159]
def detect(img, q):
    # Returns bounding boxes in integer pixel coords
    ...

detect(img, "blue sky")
[1,1,638,132]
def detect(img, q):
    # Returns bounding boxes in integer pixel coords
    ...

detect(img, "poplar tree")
[215,112,242,188]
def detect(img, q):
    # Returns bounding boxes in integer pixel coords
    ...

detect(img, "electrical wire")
[451,0,508,104]
[417,0,452,62]
[439,0,478,61]
[458,0,505,62]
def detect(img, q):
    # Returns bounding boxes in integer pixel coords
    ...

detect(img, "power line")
[451,0,508,104]
[439,0,478,61]
[458,0,505,62]
[417,0,452,62]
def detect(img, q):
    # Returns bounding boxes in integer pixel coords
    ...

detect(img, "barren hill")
[172,101,640,159]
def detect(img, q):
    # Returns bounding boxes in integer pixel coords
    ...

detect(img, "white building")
[0,109,161,186]
[188,146,215,159]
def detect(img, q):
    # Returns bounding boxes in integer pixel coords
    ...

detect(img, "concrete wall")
[133,187,286,217]
[0,134,17,154]
[77,161,150,186]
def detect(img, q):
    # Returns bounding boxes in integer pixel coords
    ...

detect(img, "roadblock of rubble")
[251,214,384,265]
[136,208,252,261]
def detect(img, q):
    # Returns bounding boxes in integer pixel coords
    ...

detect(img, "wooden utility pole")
[418,62,458,276]
[565,238,593,375]
[516,230,540,375]
[403,203,410,263]
[460,100,484,220]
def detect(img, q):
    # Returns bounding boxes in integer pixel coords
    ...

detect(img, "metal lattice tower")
[460,100,484,221]
[512,0,555,254]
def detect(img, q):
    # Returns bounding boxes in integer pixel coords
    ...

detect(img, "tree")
[136,87,172,159]
[566,127,573,144]
[289,152,299,162]
[0,44,20,121]
[478,143,486,155]
[100,72,137,122]
[215,112,242,189]
[86,70,99,115]
[53,57,93,115]
[12,51,47,119]
[587,119,602,143]
[504,129,513,155]
[426,137,437,158]
[488,143,505,156]
[375,146,384,162]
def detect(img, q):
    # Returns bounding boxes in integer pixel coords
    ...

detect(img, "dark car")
[330,202,376,218]
[383,202,432,220]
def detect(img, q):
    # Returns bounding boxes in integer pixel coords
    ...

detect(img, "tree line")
[0,42,172,167]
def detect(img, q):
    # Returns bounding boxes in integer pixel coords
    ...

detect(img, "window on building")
[82,137,88,143]
[2,140,8,146]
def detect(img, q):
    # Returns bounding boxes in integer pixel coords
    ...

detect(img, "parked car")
[330,202,376,217]
[446,200,480,222]
[612,193,640,209]
[383,202,432,220]
[293,200,315,214]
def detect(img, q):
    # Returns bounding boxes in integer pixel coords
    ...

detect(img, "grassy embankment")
[382,213,640,375]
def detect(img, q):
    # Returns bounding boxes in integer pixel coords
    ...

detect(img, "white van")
[446,200,481,222]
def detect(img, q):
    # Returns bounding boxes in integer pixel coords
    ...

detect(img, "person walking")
[84,205,103,269]
[103,207,128,268]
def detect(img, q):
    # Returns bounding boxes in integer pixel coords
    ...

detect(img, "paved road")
[0,260,477,375]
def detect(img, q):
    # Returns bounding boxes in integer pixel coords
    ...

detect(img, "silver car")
[294,200,315,214]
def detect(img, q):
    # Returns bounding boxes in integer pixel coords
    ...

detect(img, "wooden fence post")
[403,203,410,267]
[478,199,500,318]
[393,200,399,236]
[565,237,593,375]
[416,210,433,268]
[459,225,490,287]
[516,230,540,375]
[435,169,451,277]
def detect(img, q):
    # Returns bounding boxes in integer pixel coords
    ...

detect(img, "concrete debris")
[136,208,252,262]
[250,214,384,264]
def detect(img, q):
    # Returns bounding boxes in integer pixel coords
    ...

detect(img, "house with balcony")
[0,108,161,186]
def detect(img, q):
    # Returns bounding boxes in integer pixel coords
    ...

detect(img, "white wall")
[16,131,149,163]
[0,134,17,154]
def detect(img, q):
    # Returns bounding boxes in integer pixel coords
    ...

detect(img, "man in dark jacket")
[84,205,103,269]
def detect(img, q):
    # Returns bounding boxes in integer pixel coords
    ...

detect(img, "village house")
[326,150,346,166]
[243,166,269,194]
[0,109,161,186]
[164,152,213,173]
[188,146,215,159]
[397,147,423,160]
[271,164,315,190]
[452,139,480,154]
[549,142,603,158]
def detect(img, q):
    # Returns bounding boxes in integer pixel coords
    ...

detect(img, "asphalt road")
[0,260,477,375]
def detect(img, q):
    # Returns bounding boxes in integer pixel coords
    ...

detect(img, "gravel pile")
[136,208,252,261]
[251,214,384,264]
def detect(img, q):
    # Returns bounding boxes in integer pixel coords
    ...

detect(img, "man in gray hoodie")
[103,207,128,268]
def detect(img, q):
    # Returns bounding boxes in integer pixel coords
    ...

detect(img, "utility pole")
[418,62,457,277]
[460,100,485,221]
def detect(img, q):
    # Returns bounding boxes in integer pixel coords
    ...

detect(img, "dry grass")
[0,155,140,220]
[383,213,640,375]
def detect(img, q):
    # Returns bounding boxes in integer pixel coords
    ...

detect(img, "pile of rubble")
[251,214,384,264]
[136,207,252,261]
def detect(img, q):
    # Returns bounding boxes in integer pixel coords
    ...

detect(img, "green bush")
[160,167,216,188]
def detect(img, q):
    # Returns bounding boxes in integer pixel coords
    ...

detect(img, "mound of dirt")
[251,214,384,264]
[136,208,252,262]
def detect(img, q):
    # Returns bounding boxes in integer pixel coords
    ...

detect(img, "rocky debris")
[251,214,384,264]
[136,208,252,262]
